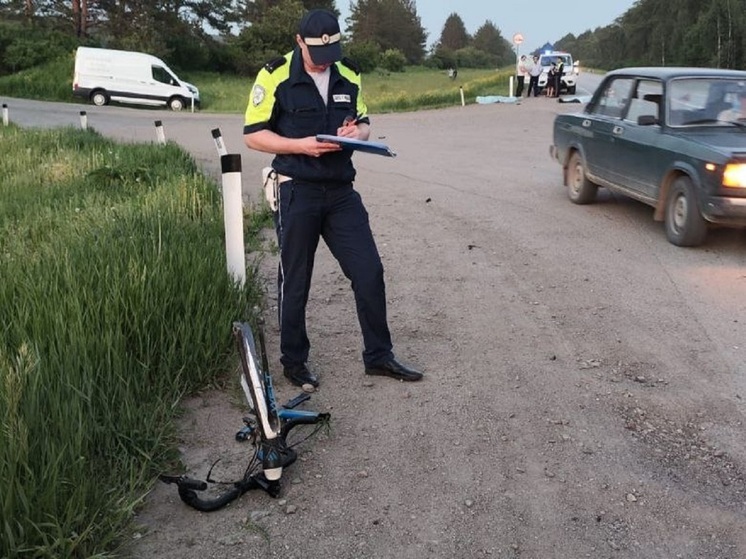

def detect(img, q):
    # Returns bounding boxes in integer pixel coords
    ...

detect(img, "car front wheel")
[567,151,597,204]
[664,176,707,247]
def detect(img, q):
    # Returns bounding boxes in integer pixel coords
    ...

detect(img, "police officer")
[243,9,423,388]
[553,57,565,97]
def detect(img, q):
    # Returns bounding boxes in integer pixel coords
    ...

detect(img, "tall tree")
[232,0,307,74]
[244,0,337,26]
[472,19,512,63]
[438,12,470,51]
[347,0,426,64]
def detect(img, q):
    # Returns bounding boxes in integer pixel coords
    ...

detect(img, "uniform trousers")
[275,180,394,369]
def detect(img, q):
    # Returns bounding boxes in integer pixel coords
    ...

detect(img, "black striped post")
[154,120,166,145]
[2,104,7,126]
[220,154,246,286]
[211,128,228,157]
[79,111,87,130]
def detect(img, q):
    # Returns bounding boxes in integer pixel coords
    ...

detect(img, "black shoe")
[283,364,319,387]
[365,358,423,382]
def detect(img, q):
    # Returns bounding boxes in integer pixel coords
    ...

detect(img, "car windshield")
[539,55,571,68]
[668,77,746,126]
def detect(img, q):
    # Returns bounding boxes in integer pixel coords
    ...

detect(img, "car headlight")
[723,163,746,188]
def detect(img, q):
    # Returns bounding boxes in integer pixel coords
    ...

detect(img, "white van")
[72,47,200,111]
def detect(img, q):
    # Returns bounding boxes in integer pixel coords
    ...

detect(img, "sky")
[338,0,638,52]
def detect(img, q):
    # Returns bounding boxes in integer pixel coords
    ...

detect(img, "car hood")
[685,130,746,156]
[181,81,200,97]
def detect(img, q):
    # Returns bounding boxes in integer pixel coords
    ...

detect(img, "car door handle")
[582,119,592,128]
[613,125,624,135]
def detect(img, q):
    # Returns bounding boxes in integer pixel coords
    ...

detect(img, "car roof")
[605,67,746,80]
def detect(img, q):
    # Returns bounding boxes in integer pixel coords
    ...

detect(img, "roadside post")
[220,154,246,287]
[512,33,524,97]
[2,104,8,126]
[79,111,87,130]
[211,128,228,157]
[459,86,465,107]
[154,120,166,145]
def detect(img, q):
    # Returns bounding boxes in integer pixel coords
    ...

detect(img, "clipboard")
[316,134,396,157]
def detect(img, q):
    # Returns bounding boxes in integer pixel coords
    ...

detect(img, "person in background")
[552,57,565,98]
[527,55,542,97]
[515,55,528,97]
[545,62,557,98]
[243,9,423,388]
[718,90,746,121]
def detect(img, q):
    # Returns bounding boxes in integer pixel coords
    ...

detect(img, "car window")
[591,78,634,119]
[668,77,746,126]
[624,79,663,123]
[539,54,572,69]
[152,65,178,86]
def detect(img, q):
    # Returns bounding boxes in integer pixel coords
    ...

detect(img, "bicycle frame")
[160,320,329,512]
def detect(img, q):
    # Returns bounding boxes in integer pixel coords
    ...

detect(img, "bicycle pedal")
[283,392,311,409]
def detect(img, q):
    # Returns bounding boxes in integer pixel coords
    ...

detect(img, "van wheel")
[168,97,185,111]
[91,90,109,106]
[664,176,707,247]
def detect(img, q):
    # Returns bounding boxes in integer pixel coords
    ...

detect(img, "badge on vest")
[333,94,351,103]
[252,85,266,106]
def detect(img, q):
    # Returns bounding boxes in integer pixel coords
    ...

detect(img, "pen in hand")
[338,114,361,138]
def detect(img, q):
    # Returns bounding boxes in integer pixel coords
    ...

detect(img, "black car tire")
[567,151,597,204]
[168,96,185,111]
[91,90,109,107]
[664,176,707,247]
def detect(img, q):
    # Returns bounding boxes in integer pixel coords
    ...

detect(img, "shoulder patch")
[341,56,361,75]
[264,56,287,74]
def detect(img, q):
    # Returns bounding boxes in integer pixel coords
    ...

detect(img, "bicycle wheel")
[233,322,285,480]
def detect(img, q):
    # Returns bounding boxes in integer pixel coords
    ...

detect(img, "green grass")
[0,53,75,102]
[187,66,512,113]
[0,124,271,558]
[0,54,512,113]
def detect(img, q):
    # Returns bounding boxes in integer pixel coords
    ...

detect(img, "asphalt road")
[4,72,746,558]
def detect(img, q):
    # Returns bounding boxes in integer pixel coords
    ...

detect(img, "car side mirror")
[637,115,659,126]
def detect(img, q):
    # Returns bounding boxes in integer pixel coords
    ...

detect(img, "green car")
[550,67,746,247]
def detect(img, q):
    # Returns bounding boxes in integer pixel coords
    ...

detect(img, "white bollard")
[509,76,514,97]
[211,128,228,157]
[2,104,8,126]
[154,120,166,145]
[459,86,465,107]
[220,154,246,287]
[79,111,87,130]
[191,96,195,113]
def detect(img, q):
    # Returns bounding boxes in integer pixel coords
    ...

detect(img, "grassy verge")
[186,66,512,113]
[0,53,512,113]
[0,124,270,558]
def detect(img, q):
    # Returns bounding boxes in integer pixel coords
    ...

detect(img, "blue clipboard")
[316,134,396,157]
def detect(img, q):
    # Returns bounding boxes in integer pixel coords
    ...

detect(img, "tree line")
[555,0,746,70]
[0,0,515,76]
[3,0,743,78]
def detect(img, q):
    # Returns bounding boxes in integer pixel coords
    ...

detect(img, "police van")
[536,51,578,95]
[72,47,200,111]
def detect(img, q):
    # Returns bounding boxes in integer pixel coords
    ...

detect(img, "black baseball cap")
[299,9,342,65]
